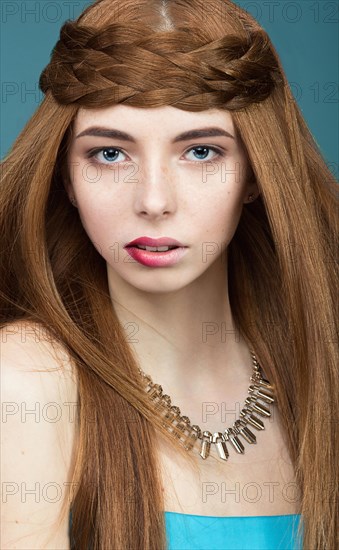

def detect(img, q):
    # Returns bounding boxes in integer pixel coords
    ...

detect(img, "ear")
[243,180,260,204]
[60,161,76,205]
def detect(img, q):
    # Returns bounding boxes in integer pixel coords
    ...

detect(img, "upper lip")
[125,236,186,248]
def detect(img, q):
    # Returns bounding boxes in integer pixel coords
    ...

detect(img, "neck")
[107,258,254,406]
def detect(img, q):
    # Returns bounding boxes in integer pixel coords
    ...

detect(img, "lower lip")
[125,246,188,267]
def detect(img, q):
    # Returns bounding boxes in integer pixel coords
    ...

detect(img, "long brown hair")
[1,1,338,548]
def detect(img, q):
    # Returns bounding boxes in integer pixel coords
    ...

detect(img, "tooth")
[136,245,173,252]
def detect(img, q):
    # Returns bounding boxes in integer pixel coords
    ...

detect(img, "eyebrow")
[75,126,235,142]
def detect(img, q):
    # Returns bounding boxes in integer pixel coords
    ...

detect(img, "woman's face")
[66,105,257,293]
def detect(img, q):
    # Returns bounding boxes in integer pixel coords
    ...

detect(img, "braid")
[39,20,283,110]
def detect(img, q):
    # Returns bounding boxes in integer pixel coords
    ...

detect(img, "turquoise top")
[164,511,303,550]
[69,510,303,549]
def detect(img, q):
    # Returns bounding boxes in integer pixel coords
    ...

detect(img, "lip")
[124,236,188,267]
[125,245,188,267]
[125,236,186,248]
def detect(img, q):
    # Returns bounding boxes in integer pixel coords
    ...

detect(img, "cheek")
[71,164,127,243]
[77,204,124,258]
[197,187,244,238]
[79,209,108,249]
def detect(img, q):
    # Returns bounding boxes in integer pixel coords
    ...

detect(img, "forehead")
[73,104,236,137]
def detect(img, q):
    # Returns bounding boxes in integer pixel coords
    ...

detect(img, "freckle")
[15,519,19,523]
[21,450,25,454]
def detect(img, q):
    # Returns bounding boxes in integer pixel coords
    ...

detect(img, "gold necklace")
[137,350,276,461]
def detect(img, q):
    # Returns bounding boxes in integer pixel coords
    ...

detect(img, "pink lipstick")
[124,236,188,267]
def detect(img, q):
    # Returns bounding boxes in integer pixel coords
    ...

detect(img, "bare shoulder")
[1,320,77,375]
[1,320,78,549]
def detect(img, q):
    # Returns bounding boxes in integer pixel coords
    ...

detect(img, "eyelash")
[85,145,226,166]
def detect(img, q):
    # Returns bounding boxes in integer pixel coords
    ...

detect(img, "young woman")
[1,0,337,548]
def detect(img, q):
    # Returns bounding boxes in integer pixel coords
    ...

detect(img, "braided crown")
[39,20,283,110]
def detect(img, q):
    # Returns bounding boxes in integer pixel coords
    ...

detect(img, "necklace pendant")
[212,432,229,461]
[245,397,271,417]
[258,389,275,404]
[241,407,265,430]
[257,378,274,391]
[248,385,275,404]
[260,390,275,404]
[184,425,200,451]
[163,405,181,427]
[247,414,265,430]
[234,420,257,444]
[199,431,212,459]
[174,416,190,439]
[151,383,163,396]
[170,406,181,423]
[224,428,245,454]
[156,393,170,412]
[141,374,153,390]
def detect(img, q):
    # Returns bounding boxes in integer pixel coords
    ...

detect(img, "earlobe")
[244,192,260,203]
[243,182,260,204]
[69,195,78,208]
[62,179,77,208]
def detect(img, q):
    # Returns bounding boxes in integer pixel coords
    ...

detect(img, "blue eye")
[186,146,222,162]
[86,145,224,166]
[87,147,126,164]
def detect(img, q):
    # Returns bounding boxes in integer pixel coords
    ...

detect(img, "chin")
[116,268,197,294]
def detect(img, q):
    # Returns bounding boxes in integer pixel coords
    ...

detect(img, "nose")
[133,156,177,219]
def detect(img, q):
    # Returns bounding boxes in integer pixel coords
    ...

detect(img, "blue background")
[1,0,338,178]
